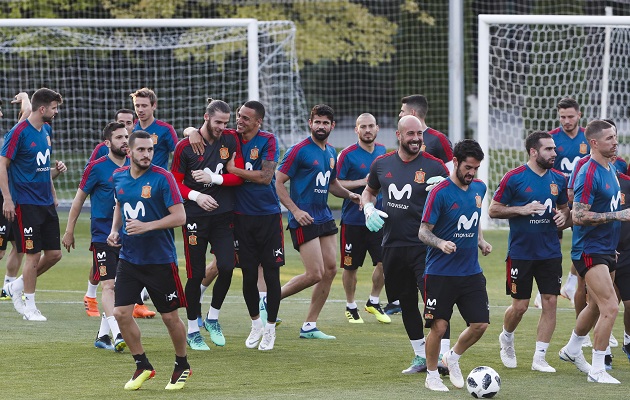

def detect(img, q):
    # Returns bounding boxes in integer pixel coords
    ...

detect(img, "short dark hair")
[102,121,126,142]
[31,88,63,110]
[453,139,484,164]
[205,98,231,117]
[557,97,580,112]
[602,118,617,131]
[130,88,157,105]
[585,119,615,141]
[525,131,552,154]
[115,109,134,120]
[401,95,429,119]
[310,104,335,122]
[242,100,265,120]
[129,130,152,148]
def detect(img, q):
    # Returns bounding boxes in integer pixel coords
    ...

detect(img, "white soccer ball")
[466,366,501,398]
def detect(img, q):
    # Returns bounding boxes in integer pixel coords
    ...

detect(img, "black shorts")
[573,253,616,278]
[423,273,490,327]
[182,212,235,279]
[89,242,120,282]
[115,259,186,313]
[614,249,630,301]
[505,257,562,299]
[289,220,338,251]
[13,204,60,253]
[0,212,11,251]
[382,245,426,303]
[234,213,284,273]
[339,223,383,270]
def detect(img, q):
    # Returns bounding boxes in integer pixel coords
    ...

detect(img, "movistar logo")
[203,164,224,175]
[560,156,581,172]
[611,191,622,211]
[534,198,554,216]
[36,149,50,166]
[457,211,479,230]
[97,251,106,260]
[388,183,412,200]
[187,223,197,230]
[123,201,146,219]
[315,171,331,187]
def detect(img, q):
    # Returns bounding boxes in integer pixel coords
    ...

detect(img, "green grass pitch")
[0,212,628,399]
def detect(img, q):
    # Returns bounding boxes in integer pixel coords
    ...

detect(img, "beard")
[399,139,421,156]
[312,129,331,142]
[456,167,474,186]
[132,155,151,170]
[110,146,127,158]
[360,135,375,144]
[536,155,554,170]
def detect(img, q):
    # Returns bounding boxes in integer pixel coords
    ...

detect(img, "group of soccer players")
[1,87,628,391]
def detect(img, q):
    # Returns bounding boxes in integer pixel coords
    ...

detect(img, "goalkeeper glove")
[425,176,446,192]
[364,202,388,232]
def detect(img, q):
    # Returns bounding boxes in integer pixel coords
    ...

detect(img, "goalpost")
[0,19,308,203]
[477,14,630,229]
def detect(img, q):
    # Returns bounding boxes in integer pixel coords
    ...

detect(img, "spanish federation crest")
[150,134,158,145]
[141,185,152,199]
[475,195,482,208]
[330,158,335,169]
[579,143,588,154]
[250,147,259,160]
[220,147,230,160]
[189,234,197,245]
[414,171,425,184]
[99,265,107,277]
[344,256,352,266]
[420,144,426,152]
[550,183,558,196]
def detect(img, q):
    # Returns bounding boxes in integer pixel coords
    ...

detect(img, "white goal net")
[0,19,308,202]
[478,15,630,228]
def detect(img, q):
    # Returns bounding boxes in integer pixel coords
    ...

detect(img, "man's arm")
[125,202,186,235]
[12,92,31,123]
[227,159,277,185]
[328,178,361,205]
[554,202,572,230]
[62,189,88,251]
[477,224,492,256]
[0,156,14,222]
[488,199,547,219]
[572,202,630,226]
[337,176,368,191]
[107,201,123,248]
[275,170,313,226]
[418,222,456,254]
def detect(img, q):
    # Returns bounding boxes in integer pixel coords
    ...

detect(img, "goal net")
[0,19,308,203]
[478,15,630,228]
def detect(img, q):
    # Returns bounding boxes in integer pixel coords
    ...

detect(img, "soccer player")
[0,92,30,301]
[225,100,284,350]
[109,130,190,390]
[362,115,448,374]
[130,88,178,169]
[558,119,626,384]
[276,104,360,339]
[87,109,135,164]
[171,98,243,350]
[418,139,491,392]
[383,94,454,316]
[549,97,589,308]
[0,88,64,321]
[62,121,129,351]
[337,113,389,324]
[489,131,570,373]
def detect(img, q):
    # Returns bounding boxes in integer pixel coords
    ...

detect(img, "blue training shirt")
[79,155,130,243]
[1,120,54,205]
[493,165,568,260]
[337,142,386,225]
[278,137,337,228]
[132,119,178,170]
[549,126,589,176]
[571,158,621,259]
[113,164,182,265]
[422,178,487,276]
[234,130,281,215]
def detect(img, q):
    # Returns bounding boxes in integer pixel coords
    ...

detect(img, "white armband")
[188,190,201,202]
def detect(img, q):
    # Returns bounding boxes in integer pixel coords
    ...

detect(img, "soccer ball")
[466,366,501,398]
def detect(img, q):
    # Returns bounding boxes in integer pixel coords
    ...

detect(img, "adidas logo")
[450,203,459,210]
[360,163,366,169]
[198,156,204,161]
[276,256,283,263]
[606,183,611,189]
[30,142,37,147]
[525,186,533,192]
[385,172,392,178]
[118,189,124,194]
[313,160,319,165]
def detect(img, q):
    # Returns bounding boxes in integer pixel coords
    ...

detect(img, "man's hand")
[439,240,457,254]
[196,193,219,212]
[191,168,224,185]
[364,202,388,232]
[107,232,121,248]
[552,208,566,227]
[293,209,314,226]
[426,176,446,192]
[62,232,75,252]
[478,239,492,256]
[11,92,29,104]
[3,197,15,222]
[185,127,206,156]
[125,219,150,236]
[523,200,547,216]
[349,192,361,206]
[55,160,67,174]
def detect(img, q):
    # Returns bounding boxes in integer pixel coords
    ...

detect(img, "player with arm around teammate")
[489,131,569,373]
[109,130,190,390]
[418,139,492,392]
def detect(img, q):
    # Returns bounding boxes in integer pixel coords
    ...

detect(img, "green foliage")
[102,0,186,19]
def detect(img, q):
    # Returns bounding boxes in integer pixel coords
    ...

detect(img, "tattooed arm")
[418,222,456,254]
[572,202,630,226]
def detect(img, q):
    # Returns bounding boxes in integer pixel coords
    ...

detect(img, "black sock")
[175,355,190,371]
[132,353,153,370]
